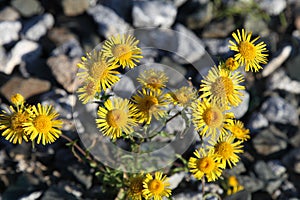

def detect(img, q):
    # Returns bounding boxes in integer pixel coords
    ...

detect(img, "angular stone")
[252,126,287,156]
[87,4,132,38]
[0,6,20,21]
[51,38,83,58]
[258,0,286,16]
[3,40,41,75]
[22,13,55,41]
[62,0,90,16]
[229,90,249,119]
[286,54,300,82]
[267,69,300,94]
[172,24,206,64]
[11,0,43,17]
[260,96,299,126]
[0,21,21,45]
[47,55,81,93]
[132,1,177,28]
[0,76,51,100]
[247,112,269,132]
[282,148,300,174]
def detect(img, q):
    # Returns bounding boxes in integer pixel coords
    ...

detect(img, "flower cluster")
[75,29,268,198]
[126,172,171,200]
[0,93,63,145]
[188,29,268,187]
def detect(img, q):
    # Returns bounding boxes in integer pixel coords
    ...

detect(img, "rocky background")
[1,0,300,199]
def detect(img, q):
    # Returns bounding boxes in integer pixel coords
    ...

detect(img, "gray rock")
[262,46,292,77]
[0,46,7,72]
[267,69,300,94]
[186,1,214,29]
[40,89,76,120]
[252,126,288,156]
[282,148,300,174]
[132,1,177,28]
[134,28,178,53]
[0,21,21,45]
[258,0,286,16]
[19,191,43,200]
[224,190,251,200]
[113,75,136,99]
[172,0,188,7]
[286,54,300,82]
[173,192,203,200]
[254,160,277,181]
[22,13,55,41]
[0,76,51,100]
[289,126,300,148]
[0,6,20,21]
[42,185,78,200]
[260,96,299,126]
[239,175,264,192]
[62,0,90,16]
[11,0,43,17]
[247,112,269,132]
[168,172,185,190]
[172,24,206,64]
[3,40,41,75]
[87,4,132,38]
[166,110,186,134]
[267,160,287,178]
[244,13,269,37]
[47,55,81,93]
[229,90,249,119]
[202,38,230,55]
[52,38,83,58]
[48,27,78,46]
[202,17,235,38]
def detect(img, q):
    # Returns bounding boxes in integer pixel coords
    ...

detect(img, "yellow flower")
[10,93,25,106]
[96,97,138,140]
[224,57,239,71]
[77,50,120,91]
[131,89,169,124]
[227,120,250,141]
[213,135,243,168]
[23,104,63,145]
[77,79,99,104]
[169,86,197,107]
[0,106,32,144]
[200,66,245,107]
[102,34,143,68]
[142,172,171,200]
[229,29,268,72]
[137,69,168,91]
[227,176,244,195]
[127,175,145,200]
[188,148,223,182]
[191,98,234,140]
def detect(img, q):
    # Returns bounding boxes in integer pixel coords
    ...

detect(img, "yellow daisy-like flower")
[127,175,145,200]
[188,148,223,182]
[77,79,99,104]
[102,34,143,68]
[10,93,25,106]
[96,97,138,140]
[191,98,234,140]
[227,175,244,195]
[227,120,250,141]
[0,106,32,144]
[224,57,239,71]
[142,172,171,200]
[200,66,245,107]
[169,86,197,107]
[77,50,120,91]
[137,69,168,91]
[213,135,244,169]
[131,89,169,124]
[229,29,268,72]
[23,104,63,145]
